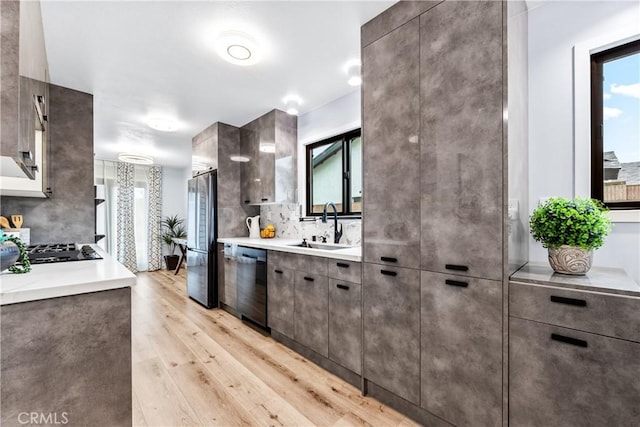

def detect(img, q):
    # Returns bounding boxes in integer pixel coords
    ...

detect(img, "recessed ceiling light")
[216,31,261,66]
[118,152,154,165]
[345,59,362,86]
[230,155,251,162]
[283,95,302,116]
[146,117,178,132]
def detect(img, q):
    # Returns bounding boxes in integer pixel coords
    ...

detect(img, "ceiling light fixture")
[146,117,179,132]
[229,155,251,162]
[283,95,302,116]
[216,30,261,66]
[345,59,362,86]
[118,152,154,165]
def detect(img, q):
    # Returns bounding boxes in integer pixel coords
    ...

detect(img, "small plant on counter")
[0,232,31,274]
[529,197,612,275]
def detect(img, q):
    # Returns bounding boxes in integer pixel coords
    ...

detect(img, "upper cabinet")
[0,0,51,194]
[240,109,297,205]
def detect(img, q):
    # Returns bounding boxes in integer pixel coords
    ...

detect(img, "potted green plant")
[530,197,612,275]
[161,215,186,270]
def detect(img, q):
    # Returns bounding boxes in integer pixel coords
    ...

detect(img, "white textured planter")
[547,245,593,275]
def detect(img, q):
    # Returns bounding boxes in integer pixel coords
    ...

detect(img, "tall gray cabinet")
[361,1,525,426]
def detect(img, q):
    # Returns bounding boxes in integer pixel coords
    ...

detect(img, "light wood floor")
[132,268,419,427]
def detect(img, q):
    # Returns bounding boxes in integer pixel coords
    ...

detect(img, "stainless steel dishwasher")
[235,246,268,328]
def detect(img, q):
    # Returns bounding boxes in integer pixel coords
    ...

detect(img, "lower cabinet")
[294,271,329,357]
[267,265,295,338]
[328,278,362,374]
[420,271,502,426]
[363,263,420,404]
[220,244,237,310]
[510,317,640,427]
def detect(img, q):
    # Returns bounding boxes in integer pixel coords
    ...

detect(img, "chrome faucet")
[322,202,343,244]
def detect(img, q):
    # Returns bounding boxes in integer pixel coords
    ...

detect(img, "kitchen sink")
[289,242,355,251]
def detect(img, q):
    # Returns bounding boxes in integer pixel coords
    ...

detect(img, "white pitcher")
[246,215,261,239]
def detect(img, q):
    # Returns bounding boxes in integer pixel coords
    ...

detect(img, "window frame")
[590,38,640,210]
[305,128,362,217]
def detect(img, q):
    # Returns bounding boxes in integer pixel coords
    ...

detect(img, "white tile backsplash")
[259,203,361,245]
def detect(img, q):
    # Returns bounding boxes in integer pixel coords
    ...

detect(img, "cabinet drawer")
[268,250,298,271]
[327,259,361,283]
[510,317,640,427]
[510,281,640,342]
[329,279,362,374]
[295,254,328,276]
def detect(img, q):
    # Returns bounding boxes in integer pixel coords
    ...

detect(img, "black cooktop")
[26,243,103,264]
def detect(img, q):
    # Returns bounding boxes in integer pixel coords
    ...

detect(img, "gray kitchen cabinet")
[420,270,502,426]
[294,271,329,357]
[240,109,297,205]
[362,17,421,270]
[327,259,361,284]
[328,278,361,374]
[509,317,640,427]
[363,263,420,404]
[219,243,238,311]
[419,0,503,281]
[267,263,295,339]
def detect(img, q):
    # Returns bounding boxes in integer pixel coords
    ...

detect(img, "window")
[306,129,362,216]
[591,39,640,209]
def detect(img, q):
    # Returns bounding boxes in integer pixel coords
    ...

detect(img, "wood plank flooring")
[132,269,418,427]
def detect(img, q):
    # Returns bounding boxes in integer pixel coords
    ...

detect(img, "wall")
[528,0,640,282]
[1,84,94,244]
[161,166,189,225]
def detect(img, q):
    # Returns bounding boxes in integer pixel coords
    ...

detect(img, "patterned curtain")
[116,162,138,273]
[147,166,163,271]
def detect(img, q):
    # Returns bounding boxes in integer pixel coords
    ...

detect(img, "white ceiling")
[39,1,393,169]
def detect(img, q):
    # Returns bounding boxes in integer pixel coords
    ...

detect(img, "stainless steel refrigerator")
[186,170,218,308]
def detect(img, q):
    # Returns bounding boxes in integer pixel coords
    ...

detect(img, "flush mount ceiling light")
[229,155,251,162]
[345,59,362,86]
[118,152,154,165]
[259,142,276,153]
[216,30,261,66]
[283,95,302,116]
[146,117,179,132]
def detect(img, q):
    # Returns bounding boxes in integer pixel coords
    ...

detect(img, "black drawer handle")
[381,257,397,263]
[445,279,468,288]
[445,264,468,272]
[550,296,587,307]
[336,284,350,290]
[261,198,269,202]
[381,270,397,277]
[551,333,588,348]
[244,200,251,204]
[242,253,257,259]
[304,276,315,282]
[336,262,349,268]
[274,269,283,274]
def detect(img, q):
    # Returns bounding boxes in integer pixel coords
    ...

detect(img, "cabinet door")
[420,271,502,426]
[363,263,420,404]
[328,279,361,374]
[362,18,421,270]
[240,126,260,205]
[294,271,329,357]
[267,265,295,338]
[419,0,503,281]
[510,317,640,427]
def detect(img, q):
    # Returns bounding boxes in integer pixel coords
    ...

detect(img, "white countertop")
[0,245,136,305]
[217,237,362,262]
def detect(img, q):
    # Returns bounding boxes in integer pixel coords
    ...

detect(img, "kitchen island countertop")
[0,245,136,305]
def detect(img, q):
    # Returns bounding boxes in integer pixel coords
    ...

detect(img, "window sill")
[608,210,640,223]
[300,215,362,222]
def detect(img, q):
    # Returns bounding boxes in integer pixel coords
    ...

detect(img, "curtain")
[147,166,163,271]
[117,162,138,272]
